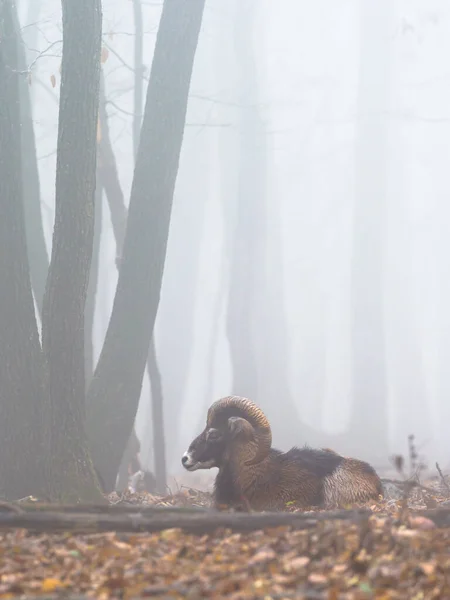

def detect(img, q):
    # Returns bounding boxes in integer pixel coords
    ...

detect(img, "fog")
[20,0,450,486]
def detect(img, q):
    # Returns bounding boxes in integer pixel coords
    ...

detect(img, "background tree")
[226,0,305,446]
[349,0,390,455]
[0,0,48,501]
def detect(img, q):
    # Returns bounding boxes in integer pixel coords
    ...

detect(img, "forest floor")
[0,476,450,599]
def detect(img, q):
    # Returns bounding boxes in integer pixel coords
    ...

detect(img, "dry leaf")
[419,562,436,576]
[41,578,63,592]
[50,74,56,88]
[101,47,109,63]
[0,484,448,599]
[308,572,328,586]
[248,547,276,565]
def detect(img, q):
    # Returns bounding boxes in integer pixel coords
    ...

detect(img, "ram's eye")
[207,429,221,441]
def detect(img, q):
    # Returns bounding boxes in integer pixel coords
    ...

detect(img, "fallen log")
[0,507,369,534]
[0,506,449,535]
[7,502,207,515]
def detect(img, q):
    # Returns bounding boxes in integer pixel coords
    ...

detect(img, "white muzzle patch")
[182,451,215,471]
[181,451,199,471]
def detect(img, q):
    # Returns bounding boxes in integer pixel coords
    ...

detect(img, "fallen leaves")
[0,512,447,599]
[0,480,447,599]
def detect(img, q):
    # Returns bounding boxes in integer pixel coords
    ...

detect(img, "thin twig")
[436,462,450,494]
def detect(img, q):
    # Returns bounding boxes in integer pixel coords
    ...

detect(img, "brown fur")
[184,412,382,511]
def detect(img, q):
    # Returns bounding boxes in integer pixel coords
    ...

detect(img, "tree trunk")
[41,0,103,502]
[148,339,167,494]
[12,2,49,316]
[85,179,103,384]
[86,0,206,493]
[132,0,144,163]
[132,0,166,490]
[116,428,141,492]
[349,0,390,455]
[0,0,48,501]
[225,1,260,402]
[97,71,127,263]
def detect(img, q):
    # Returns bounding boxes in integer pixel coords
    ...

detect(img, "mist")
[19,0,450,491]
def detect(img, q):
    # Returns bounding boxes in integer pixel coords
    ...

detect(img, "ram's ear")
[227,416,253,438]
[206,427,222,441]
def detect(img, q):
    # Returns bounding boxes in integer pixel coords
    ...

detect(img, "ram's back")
[214,446,382,511]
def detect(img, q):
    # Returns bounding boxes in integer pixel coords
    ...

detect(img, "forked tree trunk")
[41,0,103,502]
[86,0,206,493]
[0,0,49,501]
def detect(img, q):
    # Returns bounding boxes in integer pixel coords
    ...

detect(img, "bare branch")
[436,463,450,494]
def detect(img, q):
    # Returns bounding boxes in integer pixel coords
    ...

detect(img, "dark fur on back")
[214,445,355,510]
[282,446,345,477]
[213,443,381,511]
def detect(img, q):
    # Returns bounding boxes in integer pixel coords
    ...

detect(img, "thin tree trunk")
[97,67,164,491]
[12,2,49,316]
[226,0,268,402]
[85,179,103,383]
[41,0,103,501]
[349,0,390,455]
[86,0,206,493]
[132,0,144,161]
[97,72,135,487]
[133,0,166,490]
[116,428,141,492]
[148,338,167,493]
[0,0,48,501]
[97,72,127,259]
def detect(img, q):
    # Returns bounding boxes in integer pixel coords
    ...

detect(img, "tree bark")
[85,179,103,384]
[0,0,48,501]
[132,0,166,492]
[349,0,390,455]
[116,428,141,492]
[41,0,103,502]
[132,0,144,163]
[86,0,206,493]
[148,339,167,494]
[12,1,49,316]
[97,71,127,260]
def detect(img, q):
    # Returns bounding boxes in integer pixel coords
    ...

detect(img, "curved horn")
[206,396,272,464]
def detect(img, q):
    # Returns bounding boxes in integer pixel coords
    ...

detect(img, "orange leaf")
[41,578,63,592]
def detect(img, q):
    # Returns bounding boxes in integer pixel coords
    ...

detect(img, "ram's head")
[181,396,272,471]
